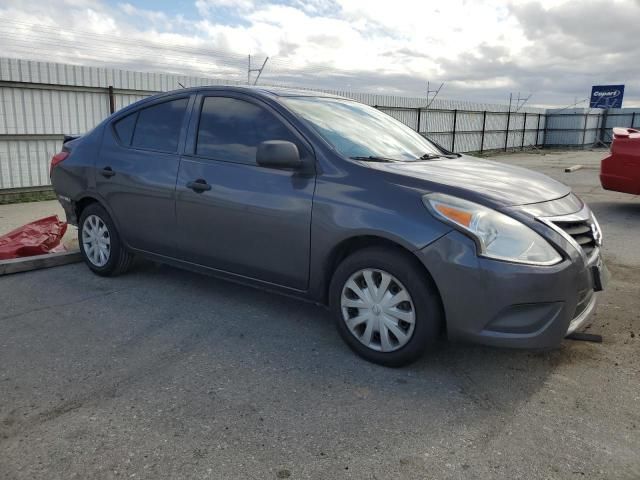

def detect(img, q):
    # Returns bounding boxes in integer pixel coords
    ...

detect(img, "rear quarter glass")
[113,112,137,145]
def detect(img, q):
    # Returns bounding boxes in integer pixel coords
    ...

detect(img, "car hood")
[367,155,571,207]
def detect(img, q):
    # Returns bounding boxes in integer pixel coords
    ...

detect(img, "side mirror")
[256,141,302,169]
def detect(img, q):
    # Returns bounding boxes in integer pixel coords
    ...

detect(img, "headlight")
[423,193,562,266]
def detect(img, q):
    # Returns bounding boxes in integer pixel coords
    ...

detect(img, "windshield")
[281,96,441,161]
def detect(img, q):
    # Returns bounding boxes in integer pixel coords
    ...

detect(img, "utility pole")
[424,81,444,135]
[247,55,269,85]
[505,93,513,151]
[425,81,444,109]
[515,92,532,112]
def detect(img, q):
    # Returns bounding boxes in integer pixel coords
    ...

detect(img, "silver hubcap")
[82,214,111,267]
[341,269,416,352]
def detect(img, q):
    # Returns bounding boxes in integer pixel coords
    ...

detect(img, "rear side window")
[196,97,304,164]
[113,112,137,145]
[131,98,189,153]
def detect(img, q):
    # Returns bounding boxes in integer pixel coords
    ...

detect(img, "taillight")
[50,151,69,175]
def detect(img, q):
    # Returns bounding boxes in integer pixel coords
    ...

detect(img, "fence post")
[480,110,487,153]
[535,113,541,147]
[521,112,527,150]
[451,109,458,152]
[108,86,115,114]
[599,109,609,144]
[504,109,511,151]
[416,107,421,133]
[581,112,588,147]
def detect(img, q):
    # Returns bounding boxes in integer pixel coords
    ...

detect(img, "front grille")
[552,219,597,257]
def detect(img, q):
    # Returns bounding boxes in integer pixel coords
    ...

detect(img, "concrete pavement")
[0,150,638,479]
[0,200,77,250]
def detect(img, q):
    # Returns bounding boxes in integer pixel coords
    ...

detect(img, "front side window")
[131,98,189,153]
[196,96,303,164]
[281,96,440,161]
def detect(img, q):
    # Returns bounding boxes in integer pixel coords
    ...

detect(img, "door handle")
[186,179,211,192]
[101,166,116,178]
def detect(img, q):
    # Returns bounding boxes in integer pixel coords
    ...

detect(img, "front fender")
[307,175,451,303]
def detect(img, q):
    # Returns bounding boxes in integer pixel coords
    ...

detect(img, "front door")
[175,94,315,290]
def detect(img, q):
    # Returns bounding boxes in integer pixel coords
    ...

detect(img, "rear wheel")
[78,203,133,276]
[330,247,442,367]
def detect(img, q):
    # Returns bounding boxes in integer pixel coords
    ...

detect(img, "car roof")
[250,86,348,100]
[151,85,349,100]
[112,85,352,120]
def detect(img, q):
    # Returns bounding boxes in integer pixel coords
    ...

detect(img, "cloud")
[0,0,638,106]
[195,0,255,16]
[118,3,179,31]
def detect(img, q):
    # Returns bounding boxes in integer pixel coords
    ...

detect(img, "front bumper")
[567,290,598,336]
[417,230,605,349]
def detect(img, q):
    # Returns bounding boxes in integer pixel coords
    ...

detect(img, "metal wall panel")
[424,133,450,148]
[424,111,455,133]
[454,133,482,153]
[378,107,419,131]
[604,108,640,131]
[544,109,607,146]
[456,112,484,132]
[0,139,61,189]
[0,57,636,191]
[0,57,244,91]
[482,132,506,151]
[0,87,109,135]
[114,94,149,112]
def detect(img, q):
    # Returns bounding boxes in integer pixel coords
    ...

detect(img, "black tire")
[78,203,133,277]
[329,246,442,367]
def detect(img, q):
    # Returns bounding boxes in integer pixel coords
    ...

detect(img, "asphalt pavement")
[1,149,638,479]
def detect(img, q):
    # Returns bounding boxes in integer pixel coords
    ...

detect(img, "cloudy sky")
[0,0,638,107]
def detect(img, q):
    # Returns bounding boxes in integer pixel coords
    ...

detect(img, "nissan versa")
[50,87,608,366]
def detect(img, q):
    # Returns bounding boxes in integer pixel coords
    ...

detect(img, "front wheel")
[78,203,133,276]
[330,247,443,367]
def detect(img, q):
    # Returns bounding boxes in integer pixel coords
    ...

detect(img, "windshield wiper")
[419,152,461,160]
[419,153,442,160]
[349,156,400,162]
[424,139,463,157]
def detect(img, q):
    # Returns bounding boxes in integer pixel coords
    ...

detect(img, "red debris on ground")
[0,215,67,260]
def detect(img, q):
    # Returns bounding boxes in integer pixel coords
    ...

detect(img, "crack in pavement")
[0,289,127,323]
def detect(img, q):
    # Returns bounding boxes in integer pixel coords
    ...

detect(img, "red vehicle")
[600,127,640,195]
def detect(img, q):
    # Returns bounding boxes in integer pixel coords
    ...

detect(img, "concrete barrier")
[0,249,82,275]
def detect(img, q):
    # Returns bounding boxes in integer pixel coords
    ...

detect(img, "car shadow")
[0,259,604,462]
[116,261,586,418]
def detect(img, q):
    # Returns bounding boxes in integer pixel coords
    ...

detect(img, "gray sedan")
[50,87,606,366]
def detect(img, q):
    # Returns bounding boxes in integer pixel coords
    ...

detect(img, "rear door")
[175,92,316,290]
[97,95,192,256]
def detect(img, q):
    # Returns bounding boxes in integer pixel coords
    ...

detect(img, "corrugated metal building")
[1,57,637,191]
